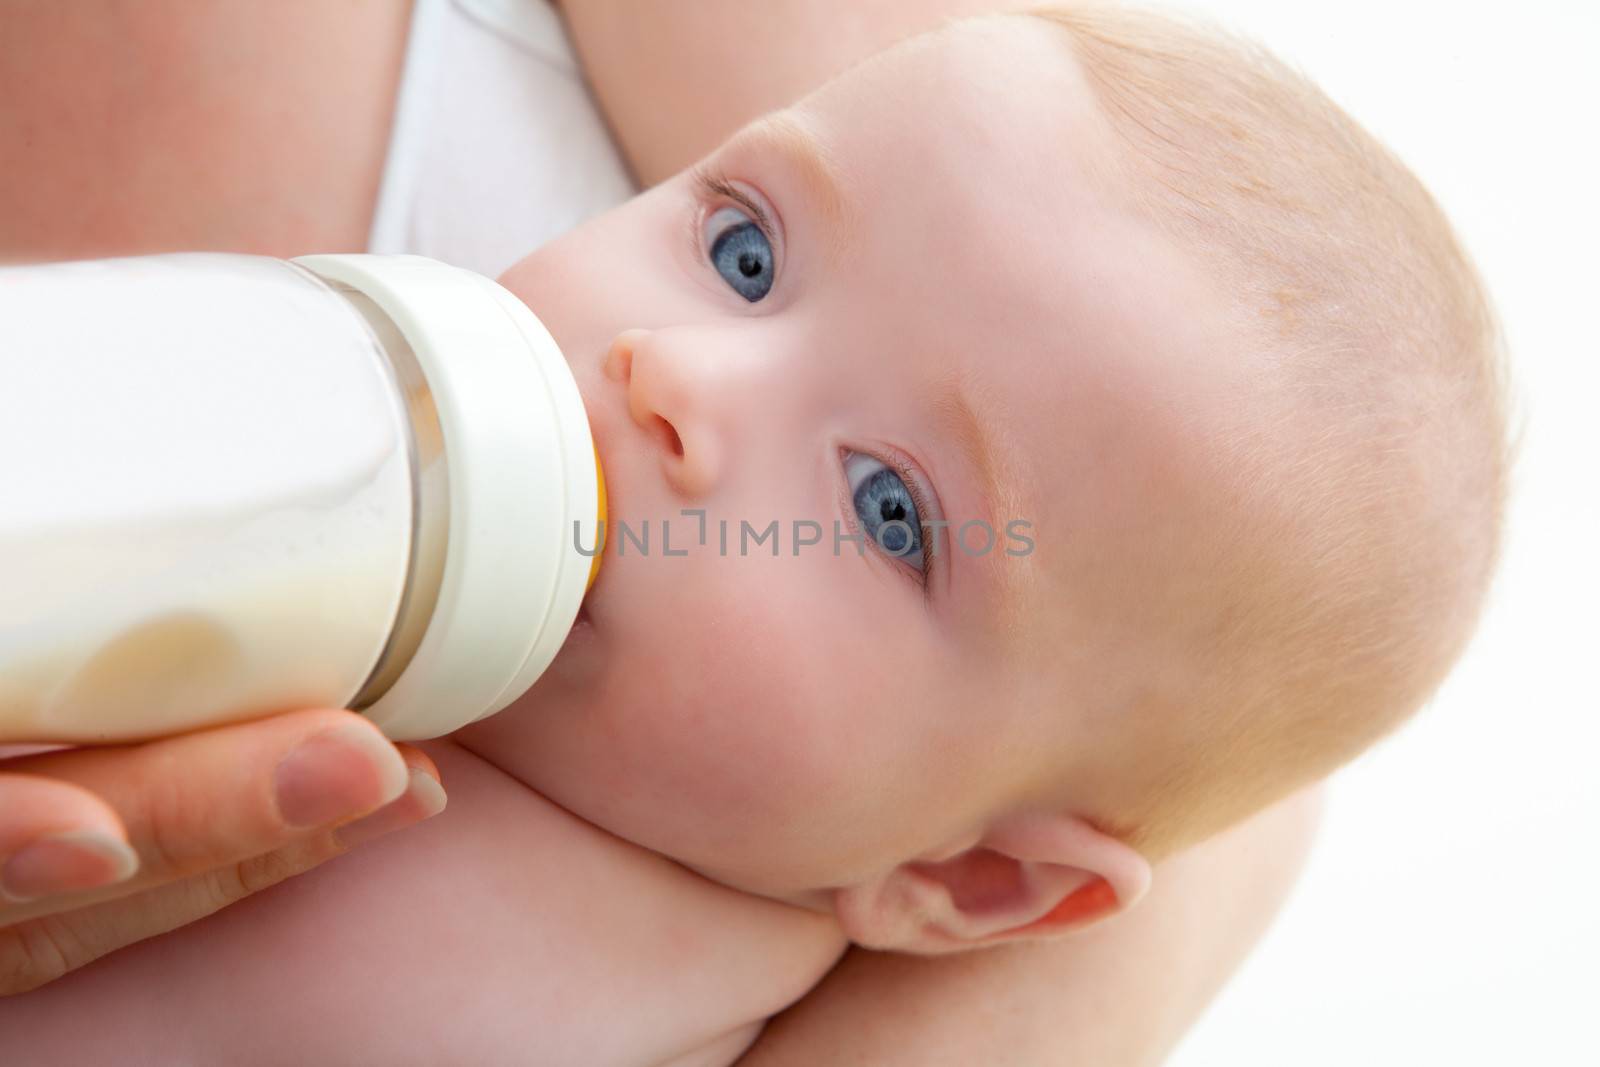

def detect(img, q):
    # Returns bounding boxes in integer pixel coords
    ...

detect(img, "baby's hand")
[0,708,445,996]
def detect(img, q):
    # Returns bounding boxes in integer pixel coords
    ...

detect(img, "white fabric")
[366,0,638,279]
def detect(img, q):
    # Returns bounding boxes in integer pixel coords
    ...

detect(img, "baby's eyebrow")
[720,112,853,268]
[922,370,1033,636]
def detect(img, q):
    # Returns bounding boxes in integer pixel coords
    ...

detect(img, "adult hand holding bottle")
[0,708,445,996]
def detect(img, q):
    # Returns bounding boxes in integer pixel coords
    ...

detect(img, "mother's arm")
[735,787,1323,1066]
[555,0,1034,189]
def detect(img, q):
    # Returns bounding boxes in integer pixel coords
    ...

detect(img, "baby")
[0,4,1509,1064]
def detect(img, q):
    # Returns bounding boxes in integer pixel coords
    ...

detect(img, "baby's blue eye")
[707,206,774,302]
[844,451,924,573]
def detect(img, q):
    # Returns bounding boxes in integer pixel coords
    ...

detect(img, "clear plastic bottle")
[0,252,603,743]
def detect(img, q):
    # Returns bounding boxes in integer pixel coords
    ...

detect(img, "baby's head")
[468,4,1510,953]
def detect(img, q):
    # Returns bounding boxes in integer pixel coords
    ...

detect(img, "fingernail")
[334,768,447,849]
[274,723,409,830]
[1,831,140,903]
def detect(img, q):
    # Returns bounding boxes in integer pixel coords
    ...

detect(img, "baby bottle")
[0,252,604,743]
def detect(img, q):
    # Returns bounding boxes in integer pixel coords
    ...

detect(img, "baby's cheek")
[689,623,833,784]
[621,557,925,875]
[671,615,848,795]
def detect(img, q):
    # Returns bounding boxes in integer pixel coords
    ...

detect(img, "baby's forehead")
[800,19,1115,203]
[794,24,1136,324]
[795,15,1269,647]
[932,225,1257,659]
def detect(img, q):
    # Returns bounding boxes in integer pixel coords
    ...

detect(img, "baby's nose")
[604,328,721,499]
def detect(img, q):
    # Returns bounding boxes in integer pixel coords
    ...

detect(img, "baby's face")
[459,17,1251,900]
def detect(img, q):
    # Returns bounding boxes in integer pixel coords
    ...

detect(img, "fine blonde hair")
[1011,2,1518,860]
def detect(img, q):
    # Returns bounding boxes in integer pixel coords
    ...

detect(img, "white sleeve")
[367,0,639,280]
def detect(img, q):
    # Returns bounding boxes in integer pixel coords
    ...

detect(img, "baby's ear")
[832,811,1152,955]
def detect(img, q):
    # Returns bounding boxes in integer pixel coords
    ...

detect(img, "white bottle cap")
[292,254,598,740]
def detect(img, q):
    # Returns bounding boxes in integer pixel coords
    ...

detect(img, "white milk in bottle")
[0,253,603,743]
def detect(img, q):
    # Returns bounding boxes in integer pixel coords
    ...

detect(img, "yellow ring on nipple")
[586,443,606,592]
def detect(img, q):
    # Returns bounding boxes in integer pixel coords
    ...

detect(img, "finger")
[1,830,340,996]
[0,774,138,903]
[0,756,446,996]
[0,748,445,926]
[332,745,447,850]
[3,708,408,903]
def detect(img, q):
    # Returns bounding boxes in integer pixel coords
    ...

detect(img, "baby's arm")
[734,786,1325,1066]
[0,741,846,1067]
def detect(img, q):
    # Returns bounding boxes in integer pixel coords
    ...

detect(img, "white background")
[1164,2,1600,1064]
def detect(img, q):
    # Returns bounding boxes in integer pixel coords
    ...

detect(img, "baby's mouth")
[547,583,603,690]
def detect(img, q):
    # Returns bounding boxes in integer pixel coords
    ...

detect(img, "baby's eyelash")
[689,165,778,248]
[880,450,940,597]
